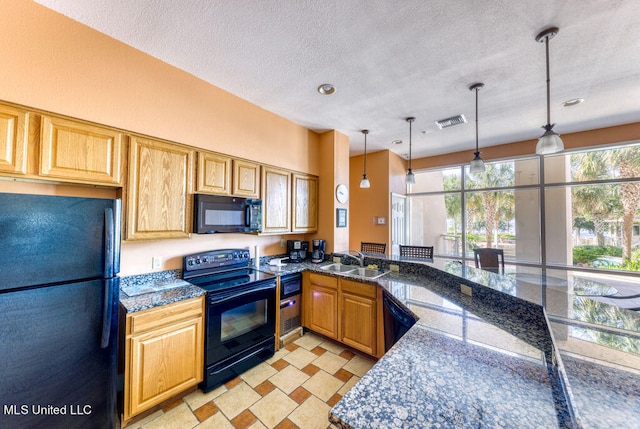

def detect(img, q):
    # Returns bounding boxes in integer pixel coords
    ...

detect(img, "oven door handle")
[280,298,296,309]
[209,283,275,304]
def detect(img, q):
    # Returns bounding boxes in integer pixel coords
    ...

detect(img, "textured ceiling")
[34,0,640,159]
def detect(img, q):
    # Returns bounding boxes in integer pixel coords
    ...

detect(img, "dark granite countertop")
[262,254,640,428]
[119,255,640,427]
[119,269,206,313]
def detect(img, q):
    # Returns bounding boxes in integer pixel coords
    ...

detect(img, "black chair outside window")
[473,248,505,274]
[361,242,387,254]
[399,245,433,260]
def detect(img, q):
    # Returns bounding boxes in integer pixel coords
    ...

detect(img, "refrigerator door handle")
[101,279,113,348]
[104,208,114,278]
[101,208,115,348]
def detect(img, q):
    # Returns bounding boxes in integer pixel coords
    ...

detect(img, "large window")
[407,142,640,275]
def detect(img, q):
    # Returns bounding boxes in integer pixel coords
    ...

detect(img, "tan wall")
[0,1,320,276]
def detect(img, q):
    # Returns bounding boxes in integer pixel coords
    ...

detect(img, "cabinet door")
[261,166,291,233]
[127,316,203,418]
[126,136,194,240]
[307,285,338,339]
[0,104,28,175]
[340,292,377,355]
[303,273,338,339]
[196,151,232,195]
[292,173,318,232]
[40,115,123,185]
[233,159,260,198]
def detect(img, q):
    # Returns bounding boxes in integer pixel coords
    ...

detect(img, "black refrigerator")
[0,192,121,429]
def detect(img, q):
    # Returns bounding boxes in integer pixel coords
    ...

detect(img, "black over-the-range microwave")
[194,194,262,234]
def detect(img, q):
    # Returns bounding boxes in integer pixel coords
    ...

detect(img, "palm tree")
[466,163,515,248]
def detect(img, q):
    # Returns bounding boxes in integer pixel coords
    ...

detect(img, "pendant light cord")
[475,86,479,152]
[545,35,551,126]
[408,118,413,170]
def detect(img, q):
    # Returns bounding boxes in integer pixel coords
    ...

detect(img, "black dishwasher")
[383,293,417,351]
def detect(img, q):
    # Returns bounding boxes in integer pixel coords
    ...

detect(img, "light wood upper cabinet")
[124,297,204,421]
[292,173,318,233]
[196,151,232,195]
[0,104,29,175]
[233,159,260,198]
[40,115,123,185]
[261,166,291,233]
[126,136,194,240]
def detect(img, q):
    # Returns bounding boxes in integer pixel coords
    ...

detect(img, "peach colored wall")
[0,1,320,276]
[317,130,350,254]
[411,122,640,170]
[349,150,408,252]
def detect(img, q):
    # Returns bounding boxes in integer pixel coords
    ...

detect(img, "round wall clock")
[336,184,349,204]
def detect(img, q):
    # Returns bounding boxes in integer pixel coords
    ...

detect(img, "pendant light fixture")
[469,83,485,173]
[535,26,564,155]
[359,129,371,188]
[405,117,416,185]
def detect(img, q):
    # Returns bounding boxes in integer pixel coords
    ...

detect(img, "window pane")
[411,167,461,193]
[465,189,540,263]
[408,193,462,257]
[545,143,640,183]
[465,161,515,189]
[465,158,539,188]
[547,181,640,272]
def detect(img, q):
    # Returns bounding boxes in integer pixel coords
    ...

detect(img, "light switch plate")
[377,217,386,225]
[152,256,162,270]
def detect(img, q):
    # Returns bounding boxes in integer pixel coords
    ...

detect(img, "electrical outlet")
[280,239,286,248]
[152,256,162,270]
[460,284,473,296]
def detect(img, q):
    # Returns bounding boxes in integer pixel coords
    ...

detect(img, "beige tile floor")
[127,333,376,429]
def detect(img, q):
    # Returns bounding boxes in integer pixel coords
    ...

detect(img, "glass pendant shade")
[405,169,416,185]
[360,174,370,188]
[469,152,485,173]
[536,124,564,155]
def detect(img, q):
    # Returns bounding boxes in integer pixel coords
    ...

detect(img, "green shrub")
[573,245,622,265]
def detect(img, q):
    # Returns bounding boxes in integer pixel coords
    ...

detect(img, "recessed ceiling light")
[562,98,584,107]
[392,140,403,145]
[317,84,336,95]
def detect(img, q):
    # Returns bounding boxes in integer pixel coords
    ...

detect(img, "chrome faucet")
[336,250,365,266]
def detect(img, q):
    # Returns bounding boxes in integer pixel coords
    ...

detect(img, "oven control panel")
[183,249,251,272]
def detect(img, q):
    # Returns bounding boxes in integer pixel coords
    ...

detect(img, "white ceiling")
[34,0,640,159]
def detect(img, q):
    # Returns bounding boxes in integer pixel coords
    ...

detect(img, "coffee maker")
[311,239,326,263]
[287,240,308,262]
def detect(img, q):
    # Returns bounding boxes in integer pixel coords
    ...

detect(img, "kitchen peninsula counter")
[261,255,640,428]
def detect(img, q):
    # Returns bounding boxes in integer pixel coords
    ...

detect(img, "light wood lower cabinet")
[303,272,338,339]
[339,280,379,356]
[124,297,204,421]
[302,272,383,357]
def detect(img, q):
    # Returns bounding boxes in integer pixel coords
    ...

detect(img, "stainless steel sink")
[348,267,389,279]
[320,263,357,273]
[320,263,390,279]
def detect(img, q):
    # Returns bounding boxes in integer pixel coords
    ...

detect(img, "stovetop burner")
[182,249,275,294]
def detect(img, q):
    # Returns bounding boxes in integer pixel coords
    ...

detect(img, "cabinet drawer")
[340,279,377,299]
[308,273,338,289]
[127,297,203,335]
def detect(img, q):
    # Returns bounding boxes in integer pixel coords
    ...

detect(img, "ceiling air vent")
[434,114,466,129]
